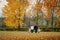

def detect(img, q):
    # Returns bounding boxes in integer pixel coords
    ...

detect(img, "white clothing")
[31,26,34,30]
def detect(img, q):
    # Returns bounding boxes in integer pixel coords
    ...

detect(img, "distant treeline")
[0,26,60,32]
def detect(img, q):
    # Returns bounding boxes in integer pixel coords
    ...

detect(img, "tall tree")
[34,0,42,26]
[44,0,57,27]
[2,0,29,29]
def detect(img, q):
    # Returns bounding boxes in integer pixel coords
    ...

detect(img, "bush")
[0,27,29,31]
[40,27,60,32]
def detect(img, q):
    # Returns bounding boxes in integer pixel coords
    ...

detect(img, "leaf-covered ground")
[0,31,60,40]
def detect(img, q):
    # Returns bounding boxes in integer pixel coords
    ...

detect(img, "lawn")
[0,31,60,40]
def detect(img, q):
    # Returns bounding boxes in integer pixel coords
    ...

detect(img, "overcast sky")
[0,0,8,17]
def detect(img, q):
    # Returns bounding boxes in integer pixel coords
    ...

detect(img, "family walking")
[29,25,40,33]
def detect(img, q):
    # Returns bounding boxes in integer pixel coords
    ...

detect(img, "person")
[30,25,34,33]
[38,28,41,33]
[34,25,38,33]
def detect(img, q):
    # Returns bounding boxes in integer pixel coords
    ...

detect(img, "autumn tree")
[2,0,29,30]
[34,0,59,28]
[43,0,57,27]
[34,0,42,26]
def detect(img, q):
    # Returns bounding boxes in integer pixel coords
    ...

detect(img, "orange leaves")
[50,0,56,7]
[35,3,42,11]
[55,9,60,17]
[35,0,42,11]
[19,0,29,6]
[44,0,56,8]
[7,0,29,10]
[6,0,16,3]
[9,3,19,10]
[4,16,16,27]
[2,5,10,17]
[42,7,51,20]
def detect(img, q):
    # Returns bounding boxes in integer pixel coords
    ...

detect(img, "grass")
[0,31,60,40]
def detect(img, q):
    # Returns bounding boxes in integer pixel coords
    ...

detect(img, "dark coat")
[34,25,38,30]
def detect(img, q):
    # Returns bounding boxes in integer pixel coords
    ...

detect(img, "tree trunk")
[46,20,49,28]
[18,8,21,31]
[24,13,26,27]
[51,8,54,27]
[36,11,38,25]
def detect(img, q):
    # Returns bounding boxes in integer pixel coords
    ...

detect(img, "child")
[30,26,34,33]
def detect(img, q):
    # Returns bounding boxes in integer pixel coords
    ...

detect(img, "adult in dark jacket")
[34,25,38,33]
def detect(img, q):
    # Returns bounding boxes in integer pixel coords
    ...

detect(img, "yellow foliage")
[3,0,29,28]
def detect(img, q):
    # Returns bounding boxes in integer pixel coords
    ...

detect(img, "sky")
[0,0,8,17]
